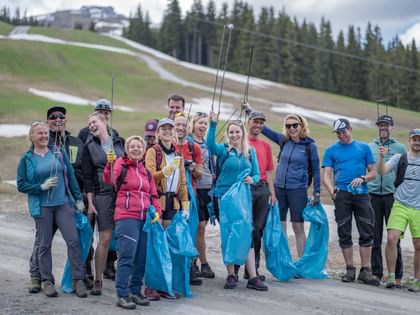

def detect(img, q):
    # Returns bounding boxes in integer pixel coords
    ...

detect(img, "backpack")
[277,139,313,187]
[114,162,152,196]
[394,153,420,188]
[152,144,182,171]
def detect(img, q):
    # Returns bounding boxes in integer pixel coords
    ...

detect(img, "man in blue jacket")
[323,118,379,286]
[368,115,406,286]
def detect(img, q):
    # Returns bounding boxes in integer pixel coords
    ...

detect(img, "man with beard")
[379,128,420,292]
[368,115,406,286]
[240,111,276,280]
[167,94,185,120]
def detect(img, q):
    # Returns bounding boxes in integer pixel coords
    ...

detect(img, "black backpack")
[393,153,420,188]
[277,139,313,187]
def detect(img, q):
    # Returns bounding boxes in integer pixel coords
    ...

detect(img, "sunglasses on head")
[48,114,65,120]
[31,120,46,126]
[195,112,208,117]
[175,112,187,118]
[229,119,243,126]
[285,123,300,129]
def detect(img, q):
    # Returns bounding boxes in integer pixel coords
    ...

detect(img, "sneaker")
[190,266,203,286]
[200,263,215,279]
[144,287,160,301]
[407,279,420,293]
[357,267,380,286]
[28,278,41,294]
[244,269,266,282]
[341,266,356,283]
[73,279,88,298]
[224,274,238,289]
[83,277,94,290]
[157,290,180,299]
[129,293,150,306]
[116,296,136,310]
[90,280,102,296]
[43,281,58,297]
[247,276,268,291]
[385,275,396,289]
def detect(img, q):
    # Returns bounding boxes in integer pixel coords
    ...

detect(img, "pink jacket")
[104,157,161,221]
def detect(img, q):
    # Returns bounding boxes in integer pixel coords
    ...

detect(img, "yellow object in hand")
[151,212,160,224]
[107,149,117,163]
[162,164,175,177]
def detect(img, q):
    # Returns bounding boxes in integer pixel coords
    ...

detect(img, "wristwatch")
[360,175,366,182]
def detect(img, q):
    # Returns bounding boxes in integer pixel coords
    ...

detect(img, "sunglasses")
[229,119,243,126]
[285,123,300,129]
[48,114,65,120]
[31,120,46,126]
[175,112,187,118]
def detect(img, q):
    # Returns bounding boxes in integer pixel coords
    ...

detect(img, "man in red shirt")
[238,111,276,280]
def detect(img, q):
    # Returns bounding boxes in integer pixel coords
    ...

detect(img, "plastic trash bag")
[61,211,93,293]
[185,168,199,245]
[346,184,364,195]
[294,201,329,279]
[143,205,174,297]
[219,170,253,265]
[263,202,298,281]
[166,212,198,298]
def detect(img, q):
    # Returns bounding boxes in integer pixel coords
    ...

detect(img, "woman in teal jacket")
[207,111,267,292]
[17,121,86,298]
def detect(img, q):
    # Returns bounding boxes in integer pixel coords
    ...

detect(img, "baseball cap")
[248,111,266,121]
[376,115,394,126]
[332,118,351,133]
[144,119,158,136]
[409,128,420,138]
[47,106,66,118]
[95,99,112,111]
[157,118,175,129]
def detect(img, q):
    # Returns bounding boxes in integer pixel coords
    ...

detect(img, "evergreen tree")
[159,0,183,58]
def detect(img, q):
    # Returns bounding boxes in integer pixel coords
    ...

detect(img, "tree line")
[0,6,39,26]
[124,0,420,111]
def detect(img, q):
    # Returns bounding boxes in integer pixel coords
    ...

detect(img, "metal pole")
[211,25,226,111]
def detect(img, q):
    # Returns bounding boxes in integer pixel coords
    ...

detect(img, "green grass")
[29,26,132,50]
[0,21,13,35]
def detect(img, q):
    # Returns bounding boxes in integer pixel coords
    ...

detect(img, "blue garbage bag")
[61,211,93,293]
[219,170,253,265]
[166,212,198,298]
[263,202,298,281]
[185,168,199,246]
[294,201,329,279]
[143,205,174,297]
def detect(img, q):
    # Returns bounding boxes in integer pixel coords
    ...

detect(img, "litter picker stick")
[110,75,115,184]
[243,45,254,105]
[211,25,226,112]
[376,99,385,145]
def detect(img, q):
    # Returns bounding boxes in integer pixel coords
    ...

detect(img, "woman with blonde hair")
[17,121,87,298]
[207,111,267,291]
[262,112,321,259]
[104,135,161,309]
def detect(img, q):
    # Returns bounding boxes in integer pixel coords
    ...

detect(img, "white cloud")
[400,21,420,46]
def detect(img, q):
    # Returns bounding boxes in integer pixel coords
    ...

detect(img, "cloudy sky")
[4,0,420,45]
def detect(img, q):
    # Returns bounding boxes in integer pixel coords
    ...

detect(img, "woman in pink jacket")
[104,135,161,310]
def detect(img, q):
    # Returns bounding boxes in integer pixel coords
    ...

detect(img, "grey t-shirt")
[387,153,420,209]
[195,139,213,189]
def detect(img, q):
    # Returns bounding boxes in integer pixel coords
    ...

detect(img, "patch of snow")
[0,35,5,39]
[189,97,235,121]
[271,103,373,127]
[0,124,30,138]
[28,88,135,112]
[2,180,17,187]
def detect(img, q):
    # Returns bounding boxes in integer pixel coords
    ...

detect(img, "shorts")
[387,201,420,238]
[275,187,307,222]
[196,189,211,222]
[94,194,115,232]
[333,191,374,248]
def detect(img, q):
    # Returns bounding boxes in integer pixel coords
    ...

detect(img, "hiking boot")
[129,293,150,306]
[224,274,238,289]
[190,266,203,286]
[200,263,215,279]
[28,278,41,294]
[341,266,356,283]
[385,275,396,289]
[73,280,88,298]
[116,296,136,310]
[83,277,94,290]
[407,279,420,293]
[190,276,203,286]
[43,281,58,297]
[244,269,266,282]
[103,261,116,281]
[90,280,102,296]
[357,267,380,286]
[144,287,160,301]
[247,276,268,291]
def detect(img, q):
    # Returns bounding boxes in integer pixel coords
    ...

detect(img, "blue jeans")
[115,219,147,298]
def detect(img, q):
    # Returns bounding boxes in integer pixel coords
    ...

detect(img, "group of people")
[16,93,420,310]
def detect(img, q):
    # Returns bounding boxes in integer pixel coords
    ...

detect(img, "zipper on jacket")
[284,142,296,189]
[125,191,130,209]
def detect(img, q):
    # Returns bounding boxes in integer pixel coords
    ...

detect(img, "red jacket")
[104,157,161,221]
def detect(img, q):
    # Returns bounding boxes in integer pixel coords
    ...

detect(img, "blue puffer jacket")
[262,125,321,193]
[17,148,83,218]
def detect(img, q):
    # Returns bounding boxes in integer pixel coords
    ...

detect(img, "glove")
[151,212,160,224]
[40,177,58,191]
[75,199,85,212]
[311,192,320,206]
[181,201,190,219]
[107,149,117,163]
[162,164,175,177]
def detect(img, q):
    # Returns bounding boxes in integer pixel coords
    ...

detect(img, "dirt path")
[0,194,419,315]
